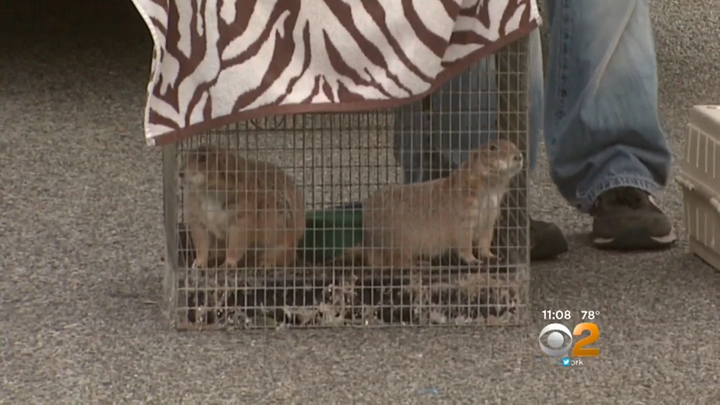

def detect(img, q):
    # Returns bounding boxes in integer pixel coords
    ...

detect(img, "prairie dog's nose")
[514,153,523,162]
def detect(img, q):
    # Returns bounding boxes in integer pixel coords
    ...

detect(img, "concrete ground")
[1,1,718,403]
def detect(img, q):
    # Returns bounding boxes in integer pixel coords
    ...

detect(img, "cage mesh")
[161,38,531,330]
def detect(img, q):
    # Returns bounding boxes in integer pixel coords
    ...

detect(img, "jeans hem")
[576,175,662,213]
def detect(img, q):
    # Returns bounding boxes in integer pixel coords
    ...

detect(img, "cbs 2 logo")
[538,323,600,357]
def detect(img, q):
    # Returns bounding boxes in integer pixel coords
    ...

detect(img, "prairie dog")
[361,140,523,268]
[180,145,306,269]
[470,141,523,259]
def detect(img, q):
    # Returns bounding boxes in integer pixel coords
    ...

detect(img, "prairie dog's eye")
[489,144,498,151]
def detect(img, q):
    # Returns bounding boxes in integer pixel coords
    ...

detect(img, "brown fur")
[359,140,523,268]
[180,145,306,269]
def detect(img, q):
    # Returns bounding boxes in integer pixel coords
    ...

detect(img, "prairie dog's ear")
[190,145,213,166]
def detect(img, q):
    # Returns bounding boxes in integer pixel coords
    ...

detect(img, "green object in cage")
[299,208,364,263]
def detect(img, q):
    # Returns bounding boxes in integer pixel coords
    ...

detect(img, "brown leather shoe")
[530,218,568,261]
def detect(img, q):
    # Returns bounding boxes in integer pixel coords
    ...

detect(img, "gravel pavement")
[1,1,718,403]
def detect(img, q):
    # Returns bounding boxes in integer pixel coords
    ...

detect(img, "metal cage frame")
[160,37,531,330]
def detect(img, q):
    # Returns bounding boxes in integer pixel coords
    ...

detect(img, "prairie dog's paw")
[458,254,480,266]
[191,258,208,268]
[255,257,276,269]
[478,248,496,259]
[220,259,239,269]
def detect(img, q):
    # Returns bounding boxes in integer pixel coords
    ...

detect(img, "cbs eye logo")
[538,323,600,357]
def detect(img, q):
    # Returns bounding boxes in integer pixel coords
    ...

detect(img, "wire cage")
[160,38,531,330]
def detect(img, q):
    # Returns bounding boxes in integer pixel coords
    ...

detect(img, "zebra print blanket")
[132,0,540,146]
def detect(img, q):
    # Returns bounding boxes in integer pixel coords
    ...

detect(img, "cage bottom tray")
[172,224,529,329]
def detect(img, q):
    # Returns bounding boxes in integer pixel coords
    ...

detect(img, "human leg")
[392,29,543,180]
[544,0,675,249]
[392,28,568,261]
[391,55,498,184]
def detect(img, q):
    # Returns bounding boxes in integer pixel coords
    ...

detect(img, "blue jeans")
[393,0,672,213]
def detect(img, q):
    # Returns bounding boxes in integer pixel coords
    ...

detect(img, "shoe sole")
[593,229,678,251]
[530,226,569,261]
